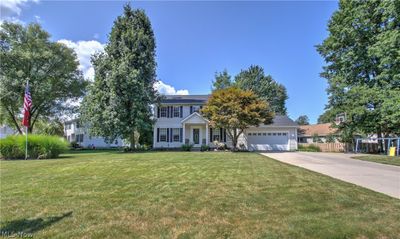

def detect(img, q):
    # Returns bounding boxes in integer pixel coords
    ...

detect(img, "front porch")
[182,112,210,147]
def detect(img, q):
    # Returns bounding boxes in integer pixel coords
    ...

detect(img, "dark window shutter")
[190,106,193,114]
[166,128,170,142]
[170,128,173,142]
[220,128,223,141]
[157,107,160,118]
[180,106,183,118]
[210,128,213,142]
[157,128,160,142]
[180,128,183,142]
[223,129,227,142]
[169,106,172,118]
[167,106,170,118]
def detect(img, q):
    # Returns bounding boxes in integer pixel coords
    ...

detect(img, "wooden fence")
[298,143,351,152]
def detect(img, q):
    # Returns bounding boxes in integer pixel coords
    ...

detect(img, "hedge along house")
[153,95,298,151]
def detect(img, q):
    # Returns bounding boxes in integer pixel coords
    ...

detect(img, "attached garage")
[239,115,299,151]
[246,131,289,151]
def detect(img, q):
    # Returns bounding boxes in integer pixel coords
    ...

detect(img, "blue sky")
[1,0,338,123]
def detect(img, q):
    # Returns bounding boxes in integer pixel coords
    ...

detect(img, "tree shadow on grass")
[0,211,72,235]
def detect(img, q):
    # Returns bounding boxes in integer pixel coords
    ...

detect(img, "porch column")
[182,123,186,144]
[206,123,209,145]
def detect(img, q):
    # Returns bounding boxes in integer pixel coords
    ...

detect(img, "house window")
[115,140,118,145]
[278,133,282,136]
[258,133,261,136]
[263,133,266,136]
[76,121,80,128]
[67,136,70,141]
[273,133,276,136]
[66,124,71,130]
[268,133,271,136]
[173,106,180,118]
[192,105,201,113]
[248,133,251,136]
[159,128,167,142]
[160,107,167,117]
[172,128,180,142]
[283,133,287,136]
[212,128,220,141]
[76,134,84,143]
[253,133,257,136]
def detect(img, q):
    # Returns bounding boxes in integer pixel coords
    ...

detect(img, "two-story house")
[153,95,298,151]
[64,119,124,148]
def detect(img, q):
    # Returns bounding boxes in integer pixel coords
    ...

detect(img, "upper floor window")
[76,122,80,128]
[65,124,71,130]
[160,107,167,117]
[192,105,201,113]
[173,106,180,117]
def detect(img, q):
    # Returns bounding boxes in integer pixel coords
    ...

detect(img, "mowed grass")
[1,151,400,238]
[352,155,400,166]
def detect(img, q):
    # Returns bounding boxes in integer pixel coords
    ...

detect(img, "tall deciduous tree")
[317,0,400,138]
[201,87,274,151]
[234,65,288,115]
[295,115,310,125]
[81,5,158,149]
[0,22,86,133]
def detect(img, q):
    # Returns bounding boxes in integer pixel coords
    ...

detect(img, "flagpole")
[25,126,28,160]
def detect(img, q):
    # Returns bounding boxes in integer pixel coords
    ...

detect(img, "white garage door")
[247,131,289,151]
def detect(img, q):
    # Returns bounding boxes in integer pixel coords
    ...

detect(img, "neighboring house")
[64,119,124,148]
[0,125,17,139]
[297,123,339,143]
[153,95,298,151]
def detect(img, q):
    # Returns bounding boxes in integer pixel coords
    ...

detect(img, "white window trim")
[173,106,180,118]
[160,107,167,118]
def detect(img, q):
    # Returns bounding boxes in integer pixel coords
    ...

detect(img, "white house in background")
[153,95,298,151]
[63,119,124,148]
[0,125,17,139]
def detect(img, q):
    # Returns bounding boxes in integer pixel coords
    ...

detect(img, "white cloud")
[57,39,105,80]
[0,0,39,18]
[154,81,189,95]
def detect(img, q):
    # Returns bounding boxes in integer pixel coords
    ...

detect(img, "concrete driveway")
[261,152,400,199]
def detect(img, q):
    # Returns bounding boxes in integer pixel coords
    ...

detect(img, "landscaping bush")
[0,135,68,159]
[298,144,321,152]
[200,144,210,152]
[181,144,193,151]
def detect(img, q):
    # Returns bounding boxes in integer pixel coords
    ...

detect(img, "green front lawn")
[352,155,400,166]
[1,151,400,238]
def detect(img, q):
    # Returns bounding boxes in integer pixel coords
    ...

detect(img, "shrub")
[181,144,193,151]
[200,144,210,152]
[298,144,321,152]
[0,135,68,159]
[213,140,226,150]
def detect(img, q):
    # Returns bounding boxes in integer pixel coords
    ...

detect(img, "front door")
[192,128,200,146]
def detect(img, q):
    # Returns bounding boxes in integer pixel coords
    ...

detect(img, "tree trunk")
[377,131,383,153]
[130,131,135,150]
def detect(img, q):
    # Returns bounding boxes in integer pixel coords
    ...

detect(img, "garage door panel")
[247,131,289,151]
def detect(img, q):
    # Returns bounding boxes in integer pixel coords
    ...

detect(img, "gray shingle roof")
[161,95,210,104]
[270,115,298,127]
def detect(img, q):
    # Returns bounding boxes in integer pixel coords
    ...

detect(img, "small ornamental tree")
[201,87,274,151]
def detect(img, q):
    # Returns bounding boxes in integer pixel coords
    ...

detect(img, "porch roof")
[181,112,209,124]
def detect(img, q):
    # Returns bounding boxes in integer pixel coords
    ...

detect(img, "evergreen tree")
[81,4,158,149]
[212,69,232,90]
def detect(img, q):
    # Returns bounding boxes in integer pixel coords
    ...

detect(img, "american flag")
[22,81,32,127]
